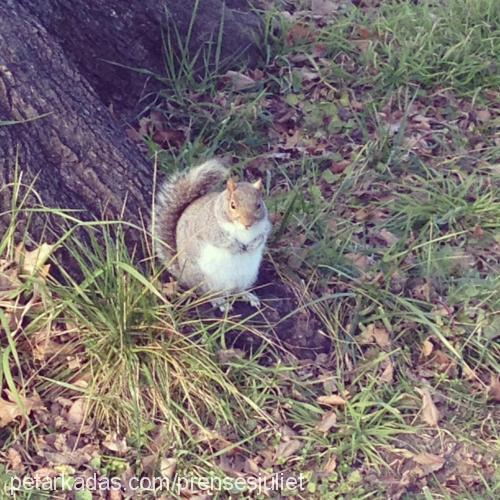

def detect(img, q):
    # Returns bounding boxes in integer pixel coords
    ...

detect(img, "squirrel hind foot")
[211,291,261,312]
[240,291,261,308]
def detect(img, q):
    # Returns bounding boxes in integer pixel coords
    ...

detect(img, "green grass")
[1,0,500,498]
[368,0,500,94]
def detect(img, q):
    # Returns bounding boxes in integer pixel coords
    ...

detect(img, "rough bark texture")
[0,1,153,246]
[18,0,263,117]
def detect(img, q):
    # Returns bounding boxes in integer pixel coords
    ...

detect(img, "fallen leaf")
[317,394,347,406]
[284,129,301,150]
[31,328,63,361]
[67,399,85,426]
[476,109,491,122]
[379,360,394,384]
[416,387,440,426]
[103,433,128,455]
[153,128,185,148]
[345,252,371,272]
[487,376,500,402]
[275,439,303,461]
[108,489,122,500]
[378,228,399,246]
[224,70,256,91]
[244,458,260,475]
[7,447,24,473]
[330,160,349,174]
[315,411,337,433]
[312,0,339,16]
[141,454,157,475]
[286,23,315,46]
[0,391,42,427]
[217,349,245,364]
[372,327,391,348]
[19,243,56,276]
[412,452,445,474]
[422,339,434,357]
[160,457,177,480]
[322,456,337,474]
[359,324,391,348]
[0,266,21,299]
[351,39,371,53]
[32,467,60,480]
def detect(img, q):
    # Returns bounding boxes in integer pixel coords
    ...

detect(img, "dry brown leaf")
[413,452,444,466]
[109,489,123,500]
[18,243,56,276]
[322,456,337,474]
[345,252,371,272]
[141,454,157,475]
[275,439,303,460]
[422,339,434,357]
[0,391,42,427]
[317,394,347,406]
[412,452,445,474]
[416,387,440,426]
[31,328,62,361]
[153,128,185,149]
[312,0,339,16]
[224,70,256,91]
[351,39,371,53]
[103,432,129,455]
[160,457,177,480]
[0,266,21,298]
[67,399,85,426]
[379,360,394,384]
[7,447,24,473]
[32,467,59,480]
[285,22,315,46]
[476,109,491,122]
[378,228,399,246]
[315,411,337,433]
[244,458,260,475]
[284,129,301,149]
[360,324,391,348]
[487,376,500,402]
[372,327,391,348]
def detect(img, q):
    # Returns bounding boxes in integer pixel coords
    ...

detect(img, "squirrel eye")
[230,201,236,210]
[256,202,262,209]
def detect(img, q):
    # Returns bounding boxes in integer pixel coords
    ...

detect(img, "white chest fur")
[197,218,270,293]
[198,242,264,292]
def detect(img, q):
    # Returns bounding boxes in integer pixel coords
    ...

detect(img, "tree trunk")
[0,1,153,248]
[17,0,263,117]
[0,0,263,250]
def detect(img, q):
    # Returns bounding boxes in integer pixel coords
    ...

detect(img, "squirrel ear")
[227,178,237,193]
[253,178,263,191]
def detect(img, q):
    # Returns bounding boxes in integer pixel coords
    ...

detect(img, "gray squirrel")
[154,159,271,309]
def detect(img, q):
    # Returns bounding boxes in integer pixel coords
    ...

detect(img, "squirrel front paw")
[241,291,261,309]
[211,292,261,311]
[211,296,232,313]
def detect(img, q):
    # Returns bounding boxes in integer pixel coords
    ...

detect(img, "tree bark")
[17,0,263,117]
[0,1,153,247]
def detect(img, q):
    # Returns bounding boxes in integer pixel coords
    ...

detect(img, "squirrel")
[154,159,271,309]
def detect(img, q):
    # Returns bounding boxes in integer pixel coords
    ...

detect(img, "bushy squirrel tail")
[153,159,229,265]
